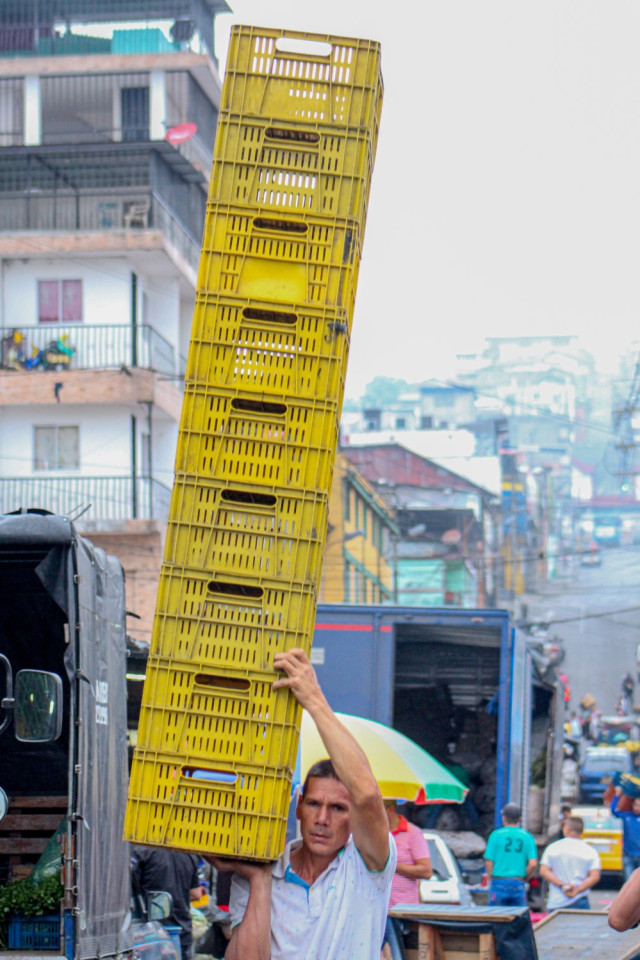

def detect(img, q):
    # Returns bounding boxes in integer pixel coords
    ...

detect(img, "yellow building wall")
[318,453,395,604]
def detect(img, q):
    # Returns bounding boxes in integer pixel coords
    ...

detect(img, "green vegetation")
[0,874,63,948]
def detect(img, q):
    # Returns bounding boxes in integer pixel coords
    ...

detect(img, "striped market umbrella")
[300,710,468,804]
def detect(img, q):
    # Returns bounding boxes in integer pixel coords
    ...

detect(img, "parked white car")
[419,831,473,906]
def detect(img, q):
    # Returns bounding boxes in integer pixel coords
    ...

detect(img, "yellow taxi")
[571,805,623,876]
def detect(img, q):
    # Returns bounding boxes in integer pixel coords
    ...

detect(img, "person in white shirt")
[209,648,396,960]
[539,815,601,911]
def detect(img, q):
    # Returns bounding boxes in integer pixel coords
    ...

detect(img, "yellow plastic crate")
[174,387,340,492]
[209,116,375,224]
[125,749,294,859]
[164,480,328,582]
[136,657,300,761]
[143,592,312,680]
[186,295,350,399]
[222,26,383,147]
[151,569,317,667]
[196,205,360,309]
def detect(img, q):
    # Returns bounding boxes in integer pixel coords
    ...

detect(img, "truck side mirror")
[147,891,173,921]
[15,670,63,742]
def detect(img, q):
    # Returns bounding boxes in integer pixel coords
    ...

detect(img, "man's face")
[632,798,640,816]
[297,777,352,859]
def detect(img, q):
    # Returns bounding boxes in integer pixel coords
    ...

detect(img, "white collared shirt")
[229,834,397,960]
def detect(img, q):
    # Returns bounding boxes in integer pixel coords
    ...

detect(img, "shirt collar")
[273,837,348,880]
[391,815,409,835]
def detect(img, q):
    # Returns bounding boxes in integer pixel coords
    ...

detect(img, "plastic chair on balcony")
[124,199,150,229]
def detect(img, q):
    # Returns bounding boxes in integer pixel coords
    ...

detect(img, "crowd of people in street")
[482,803,601,912]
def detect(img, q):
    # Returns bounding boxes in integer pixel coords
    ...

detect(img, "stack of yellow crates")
[125,25,383,861]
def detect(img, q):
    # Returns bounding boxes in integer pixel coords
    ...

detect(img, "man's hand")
[273,649,325,712]
[205,857,272,882]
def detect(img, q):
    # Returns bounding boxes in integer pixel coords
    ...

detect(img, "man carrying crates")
[209,648,396,960]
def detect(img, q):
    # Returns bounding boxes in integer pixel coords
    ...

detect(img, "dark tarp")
[0,513,132,960]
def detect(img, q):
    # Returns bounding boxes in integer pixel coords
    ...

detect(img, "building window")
[395,417,406,429]
[38,280,82,323]
[34,426,79,470]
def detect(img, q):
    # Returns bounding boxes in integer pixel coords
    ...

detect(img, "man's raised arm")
[273,648,390,871]
[609,867,640,931]
[208,859,272,960]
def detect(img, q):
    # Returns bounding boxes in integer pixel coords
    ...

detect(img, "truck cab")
[0,512,131,960]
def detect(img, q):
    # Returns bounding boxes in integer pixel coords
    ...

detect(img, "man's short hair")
[560,803,572,815]
[502,803,521,824]
[301,758,340,795]
[566,816,584,835]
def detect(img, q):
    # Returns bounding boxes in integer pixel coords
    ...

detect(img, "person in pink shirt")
[381,801,432,960]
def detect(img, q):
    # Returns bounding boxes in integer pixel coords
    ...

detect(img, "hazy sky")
[214,2,640,400]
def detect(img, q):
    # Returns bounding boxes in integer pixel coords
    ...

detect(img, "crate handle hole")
[253,216,308,235]
[265,127,320,145]
[231,397,287,417]
[195,673,251,692]
[182,767,237,784]
[243,306,297,326]
[207,581,264,599]
[275,37,332,58]
[221,489,277,507]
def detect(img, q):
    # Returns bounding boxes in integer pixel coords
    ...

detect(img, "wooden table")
[389,904,535,960]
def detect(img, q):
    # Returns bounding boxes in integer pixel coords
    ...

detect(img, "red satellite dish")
[165,122,197,145]
[441,529,462,545]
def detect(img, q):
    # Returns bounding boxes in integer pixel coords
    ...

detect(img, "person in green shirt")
[484,803,538,906]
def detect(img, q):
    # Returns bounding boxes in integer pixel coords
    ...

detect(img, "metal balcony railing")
[0,475,172,522]
[0,322,181,381]
[0,191,202,273]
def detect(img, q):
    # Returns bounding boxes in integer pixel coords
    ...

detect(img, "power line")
[527,604,640,627]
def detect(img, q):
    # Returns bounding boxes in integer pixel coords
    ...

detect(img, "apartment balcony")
[0,142,207,274]
[1,323,185,381]
[0,474,172,523]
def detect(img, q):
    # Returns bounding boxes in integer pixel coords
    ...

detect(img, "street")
[522,545,640,714]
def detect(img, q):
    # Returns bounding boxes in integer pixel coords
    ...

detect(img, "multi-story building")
[344,380,475,435]
[343,444,501,608]
[0,0,229,643]
[318,452,396,605]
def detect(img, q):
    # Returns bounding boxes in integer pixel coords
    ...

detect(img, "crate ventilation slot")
[274,37,333,58]
[265,127,320,145]
[182,768,238,784]
[221,489,277,507]
[230,397,287,416]
[194,674,251,692]
[242,306,297,326]
[207,581,264,599]
[253,217,308,234]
